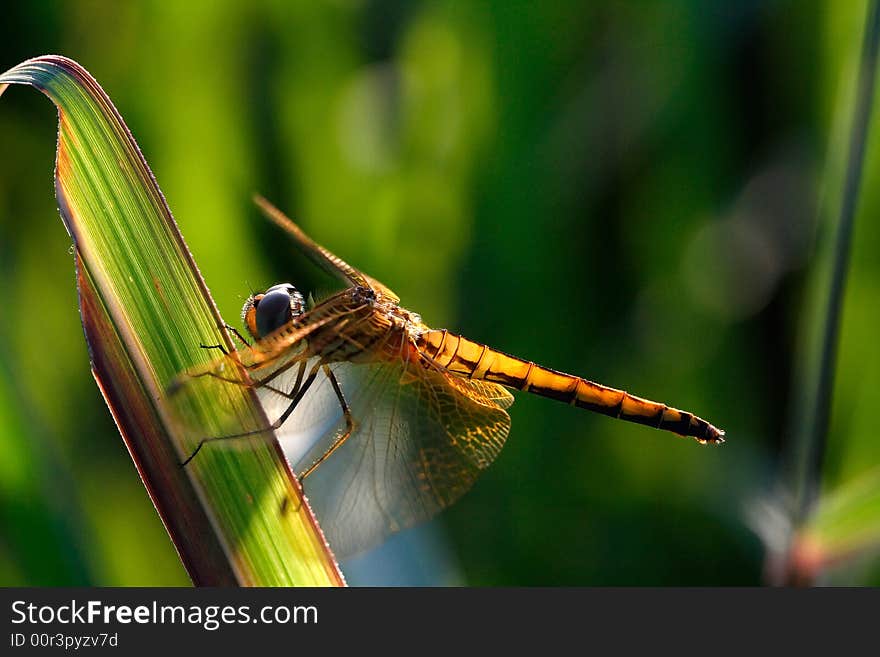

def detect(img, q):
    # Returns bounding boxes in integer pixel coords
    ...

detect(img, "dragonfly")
[177,196,724,557]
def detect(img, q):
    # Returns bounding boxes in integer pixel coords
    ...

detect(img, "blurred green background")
[2,0,879,586]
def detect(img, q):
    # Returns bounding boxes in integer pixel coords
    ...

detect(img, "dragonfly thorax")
[241,283,305,339]
[351,284,378,305]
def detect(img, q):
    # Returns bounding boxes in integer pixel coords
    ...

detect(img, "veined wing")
[257,355,513,557]
[253,195,399,303]
[446,377,515,410]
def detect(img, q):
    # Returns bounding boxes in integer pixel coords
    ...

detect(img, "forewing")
[253,196,401,303]
[266,357,512,558]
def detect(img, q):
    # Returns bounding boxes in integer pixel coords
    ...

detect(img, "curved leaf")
[0,55,344,586]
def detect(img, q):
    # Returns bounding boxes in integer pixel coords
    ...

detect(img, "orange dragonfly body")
[180,196,723,556]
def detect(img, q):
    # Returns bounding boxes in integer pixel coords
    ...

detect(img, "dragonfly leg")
[167,360,247,393]
[166,343,251,393]
[224,323,252,348]
[180,362,322,467]
[194,322,253,357]
[171,347,310,396]
[257,360,307,401]
[279,495,296,516]
[194,325,251,353]
[298,365,356,481]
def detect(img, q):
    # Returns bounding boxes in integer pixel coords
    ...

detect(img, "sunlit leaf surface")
[0,55,343,586]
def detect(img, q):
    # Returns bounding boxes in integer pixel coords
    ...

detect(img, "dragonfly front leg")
[170,344,310,397]
[225,323,252,349]
[180,361,322,467]
[299,365,356,481]
[199,323,252,352]
[164,341,243,391]
[244,359,308,403]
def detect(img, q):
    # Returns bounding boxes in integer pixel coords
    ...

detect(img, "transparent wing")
[253,195,400,303]
[255,356,341,466]
[259,356,513,558]
[446,377,515,410]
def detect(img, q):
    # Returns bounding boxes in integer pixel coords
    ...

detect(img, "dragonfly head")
[241,283,305,340]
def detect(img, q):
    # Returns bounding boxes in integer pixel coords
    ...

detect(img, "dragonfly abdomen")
[417,329,723,444]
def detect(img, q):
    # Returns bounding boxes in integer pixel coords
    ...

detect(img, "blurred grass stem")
[796,0,880,523]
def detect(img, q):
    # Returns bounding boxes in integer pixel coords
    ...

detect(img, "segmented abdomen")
[416,329,724,444]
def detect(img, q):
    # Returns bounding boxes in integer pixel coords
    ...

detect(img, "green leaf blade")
[1,55,344,587]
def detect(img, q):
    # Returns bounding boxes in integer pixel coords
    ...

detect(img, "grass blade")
[794,0,880,522]
[0,55,344,586]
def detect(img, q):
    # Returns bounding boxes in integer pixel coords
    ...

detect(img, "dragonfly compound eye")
[253,283,305,338]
